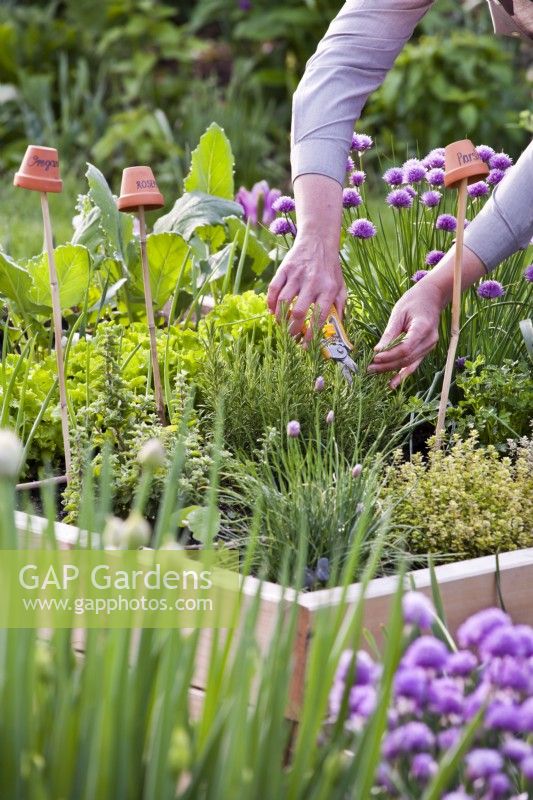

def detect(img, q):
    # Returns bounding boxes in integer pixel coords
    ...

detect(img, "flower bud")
[0,429,24,479]
[352,464,363,478]
[287,420,301,438]
[326,410,335,424]
[103,516,125,549]
[314,376,325,392]
[121,512,151,549]
[138,438,166,470]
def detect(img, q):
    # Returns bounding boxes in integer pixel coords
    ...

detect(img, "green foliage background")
[0,0,530,194]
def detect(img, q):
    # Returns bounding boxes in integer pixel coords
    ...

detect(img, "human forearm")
[291,0,434,185]
[293,174,343,246]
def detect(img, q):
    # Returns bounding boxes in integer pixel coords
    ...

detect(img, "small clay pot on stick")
[118,166,166,425]
[435,139,489,447]
[14,145,72,476]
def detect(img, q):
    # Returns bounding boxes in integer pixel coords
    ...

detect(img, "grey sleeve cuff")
[291,139,348,187]
[463,140,533,272]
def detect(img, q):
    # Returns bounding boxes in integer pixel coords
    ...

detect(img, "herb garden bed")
[16,510,533,721]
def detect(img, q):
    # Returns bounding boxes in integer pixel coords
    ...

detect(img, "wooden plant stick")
[435,177,468,447]
[138,206,166,425]
[40,192,72,475]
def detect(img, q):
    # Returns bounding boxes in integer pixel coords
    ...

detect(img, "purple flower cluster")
[236,180,281,225]
[426,168,445,186]
[467,181,489,199]
[382,167,404,186]
[351,132,373,153]
[386,189,413,209]
[269,217,296,236]
[348,218,376,239]
[423,148,445,169]
[421,190,442,208]
[403,158,427,184]
[342,188,363,208]
[425,249,445,266]
[487,169,505,186]
[489,152,513,171]
[476,144,495,163]
[411,270,428,283]
[436,214,457,233]
[477,280,505,300]
[329,596,533,798]
[350,170,366,187]
[524,264,533,283]
[272,195,295,214]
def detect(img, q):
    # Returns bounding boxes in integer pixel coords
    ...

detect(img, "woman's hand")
[267,173,345,336]
[267,233,347,336]
[368,281,444,388]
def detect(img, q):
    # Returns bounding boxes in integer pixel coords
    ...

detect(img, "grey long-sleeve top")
[291,0,533,271]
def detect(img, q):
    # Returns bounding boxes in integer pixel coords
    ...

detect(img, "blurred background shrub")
[0,0,530,194]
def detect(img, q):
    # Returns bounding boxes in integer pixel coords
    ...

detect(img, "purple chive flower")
[421,190,442,208]
[488,658,529,692]
[423,148,446,169]
[463,682,491,721]
[383,721,435,758]
[404,185,417,198]
[314,376,325,392]
[455,356,468,370]
[346,156,355,173]
[476,144,495,163]
[425,249,445,266]
[457,608,511,648]
[446,649,477,676]
[335,650,377,687]
[403,592,435,628]
[403,159,427,183]
[466,748,504,780]
[348,684,377,718]
[426,168,445,186]
[269,217,296,236]
[236,180,281,225]
[342,188,363,208]
[427,678,464,716]
[524,264,533,282]
[442,791,473,800]
[348,218,376,239]
[350,170,366,187]
[436,214,457,232]
[518,698,533,732]
[382,167,404,186]
[502,738,532,763]
[386,188,413,209]
[410,753,437,783]
[403,636,449,670]
[467,180,489,198]
[521,755,533,780]
[351,133,373,152]
[485,701,522,733]
[514,624,533,656]
[487,168,505,186]
[488,773,511,797]
[394,667,427,702]
[351,464,362,478]
[489,152,513,171]
[438,727,462,751]
[272,195,295,213]
[287,420,300,437]
[326,410,334,424]
[480,625,521,658]
[477,280,505,299]
[411,270,428,282]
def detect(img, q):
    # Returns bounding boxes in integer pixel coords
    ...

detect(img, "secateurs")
[320,306,357,383]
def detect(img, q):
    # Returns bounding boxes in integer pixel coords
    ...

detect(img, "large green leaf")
[225,216,271,275]
[131,232,190,308]
[85,163,133,263]
[154,192,242,240]
[27,245,91,310]
[0,250,34,313]
[184,122,234,199]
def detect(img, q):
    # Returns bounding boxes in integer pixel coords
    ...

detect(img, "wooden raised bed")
[15,511,533,720]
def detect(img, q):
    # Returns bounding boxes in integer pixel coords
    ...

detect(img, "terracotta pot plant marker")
[435,139,489,447]
[14,145,72,476]
[117,166,166,424]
